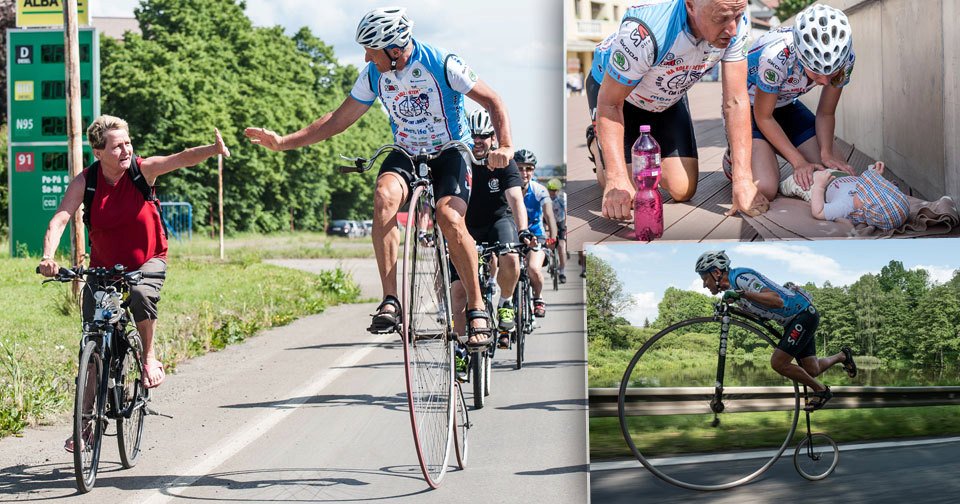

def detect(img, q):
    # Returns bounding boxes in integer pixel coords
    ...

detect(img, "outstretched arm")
[140,128,231,185]
[244,96,370,152]
[467,80,513,168]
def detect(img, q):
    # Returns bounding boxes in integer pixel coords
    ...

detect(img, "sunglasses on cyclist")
[472,133,493,140]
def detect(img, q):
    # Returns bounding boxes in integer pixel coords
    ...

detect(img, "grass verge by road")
[0,235,361,438]
[590,406,960,459]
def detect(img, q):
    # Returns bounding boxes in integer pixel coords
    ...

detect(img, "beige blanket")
[742,195,960,240]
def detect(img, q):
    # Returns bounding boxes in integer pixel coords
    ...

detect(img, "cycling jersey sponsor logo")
[488,178,500,192]
[786,75,801,86]
[386,84,398,92]
[752,281,763,291]
[788,323,804,345]
[776,46,791,64]
[468,69,478,83]
[662,52,683,66]
[412,68,422,78]
[665,71,700,91]
[612,50,630,72]
[395,92,431,118]
[763,69,778,84]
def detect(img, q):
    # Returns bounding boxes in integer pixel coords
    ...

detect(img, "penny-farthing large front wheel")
[401,185,455,488]
[618,316,800,491]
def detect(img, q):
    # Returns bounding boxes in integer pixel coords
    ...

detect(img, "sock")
[498,296,512,308]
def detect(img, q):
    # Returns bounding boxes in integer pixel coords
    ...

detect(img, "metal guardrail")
[589,386,960,417]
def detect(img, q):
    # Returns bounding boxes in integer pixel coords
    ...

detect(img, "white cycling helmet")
[695,250,730,274]
[469,109,494,136]
[793,4,852,76]
[355,7,414,50]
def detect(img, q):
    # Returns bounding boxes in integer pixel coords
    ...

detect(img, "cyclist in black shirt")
[452,109,529,348]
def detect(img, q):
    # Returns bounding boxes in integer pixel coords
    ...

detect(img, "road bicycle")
[546,242,560,291]
[40,265,166,493]
[617,300,811,490]
[338,141,479,488]
[465,242,512,409]
[511,242,537,369]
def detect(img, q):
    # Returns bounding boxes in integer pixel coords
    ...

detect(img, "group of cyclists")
[585,0,880,225]
[37,5,568,453]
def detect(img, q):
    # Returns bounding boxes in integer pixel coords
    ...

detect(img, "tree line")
[587,254,960,370]
[1,0,392,234]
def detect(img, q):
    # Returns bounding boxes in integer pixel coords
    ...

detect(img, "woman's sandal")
[465,309,493,350]
[368,295,402,334]
[841,346,858,378]
[804,386,833,412]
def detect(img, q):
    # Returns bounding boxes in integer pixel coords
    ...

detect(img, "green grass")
[0,236,361,437]
[167,231,374,260]
[590,406,960,460]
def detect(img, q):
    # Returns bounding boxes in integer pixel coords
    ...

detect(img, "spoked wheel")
[551,252,560,291]
[618,316,800,491]
[117,332,147,469]
[515,283,530,369]
[794,433,839,480]
[401,186,455,488]
[471,350,486,409]
[74,340,105,493]
[484,344,493,397]
[453,382,470,469]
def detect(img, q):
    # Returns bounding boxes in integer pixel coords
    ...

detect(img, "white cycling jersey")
[590,0,749,113]
[746,26,855,108]
[350,38,477,154]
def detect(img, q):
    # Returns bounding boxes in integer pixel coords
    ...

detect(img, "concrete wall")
[798,0,959,201]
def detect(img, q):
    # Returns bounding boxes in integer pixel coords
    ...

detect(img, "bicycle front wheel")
[74,340,105,493]
[794,433,839,481]
[117,332,146,468]
[551,252,559,291]
[401,186,455,488]
[618,316,800,491]
[471,350,486,409]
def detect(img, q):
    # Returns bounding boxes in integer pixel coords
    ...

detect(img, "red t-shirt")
[86,158,168,269]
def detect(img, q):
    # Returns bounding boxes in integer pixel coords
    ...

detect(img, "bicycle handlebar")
[337,141,484,174]
[37,265,165,285]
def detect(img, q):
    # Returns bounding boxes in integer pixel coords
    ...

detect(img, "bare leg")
[660,157,699,202]
[497,252,520,299]
[451,279,467,337]
[372,173,408,308]
[527,249,546,299]
[138,318,163,387]
[799,351,846,378]
[751,139,781,201]
[770,349,826,391]
[435,196,485,341]
[558,239,567,273]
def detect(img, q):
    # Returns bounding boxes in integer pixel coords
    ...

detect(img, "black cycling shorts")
[586,74,698,161]
[556,223,567,241]
[451,214,519,283]
[777,305,819,359]
[379,147,472,205]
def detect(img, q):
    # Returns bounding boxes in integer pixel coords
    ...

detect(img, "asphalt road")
[0,258,588,502]
[591,437,960,503]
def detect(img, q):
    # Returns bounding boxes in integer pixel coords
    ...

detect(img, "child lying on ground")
[781,162,910,230]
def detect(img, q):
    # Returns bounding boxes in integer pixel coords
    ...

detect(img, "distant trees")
[586,254,633,348]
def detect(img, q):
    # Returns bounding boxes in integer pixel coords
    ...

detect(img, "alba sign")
[16,0,90,28]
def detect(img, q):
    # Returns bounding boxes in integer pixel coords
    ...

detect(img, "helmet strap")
[383,48,398,70]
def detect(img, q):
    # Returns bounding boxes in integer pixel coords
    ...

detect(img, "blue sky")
[92,1,563,166]
[588,240,960,326]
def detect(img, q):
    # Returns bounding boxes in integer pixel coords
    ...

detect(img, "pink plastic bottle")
[632,125,663,241]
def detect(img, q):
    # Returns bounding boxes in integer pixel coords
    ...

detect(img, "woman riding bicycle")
[37,115,230,449]
[695,250,857,411]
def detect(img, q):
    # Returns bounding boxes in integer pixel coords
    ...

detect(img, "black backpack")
[82,157,168,239]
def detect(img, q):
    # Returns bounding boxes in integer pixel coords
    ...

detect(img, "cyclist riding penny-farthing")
[516,149,556,318]
[695,250,858,411]
[451,109,529,349]
[244,7,515,348]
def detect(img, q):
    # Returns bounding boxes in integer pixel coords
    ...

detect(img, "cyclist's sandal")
[143,357,165,389]
[841,346,858,378]
[368,295,401,334]
[465,309,494,350]
[804,386,833,412]
[533,298,546,318]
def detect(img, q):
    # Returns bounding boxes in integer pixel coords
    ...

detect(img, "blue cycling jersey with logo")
[728,267,811,326]
[350,39,477,154]
[523,180,550,237]
[589,0,748,113]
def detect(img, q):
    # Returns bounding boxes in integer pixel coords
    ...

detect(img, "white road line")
[135,331,396,504]
[590,436,960,472]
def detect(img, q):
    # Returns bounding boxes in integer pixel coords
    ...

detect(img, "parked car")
[328,219,363,238]
[362,220,373,236]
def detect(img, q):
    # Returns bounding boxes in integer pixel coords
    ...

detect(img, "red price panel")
[15,151,35,172]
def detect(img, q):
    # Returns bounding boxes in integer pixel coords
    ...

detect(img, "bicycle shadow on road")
[285,340,401,351]
[220,393,409,413]
[496,398,586,413]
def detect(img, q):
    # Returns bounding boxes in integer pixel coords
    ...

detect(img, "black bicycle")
[511,242,537,369]
[40,265,165,493]
[338,141,479,488]
[617,300,803,490]
[465,242,513,409]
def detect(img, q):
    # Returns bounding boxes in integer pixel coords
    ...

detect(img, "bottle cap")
[639,125,651,133]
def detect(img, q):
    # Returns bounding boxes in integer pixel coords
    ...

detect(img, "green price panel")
[8,29,98,143]
[8,145,94,256]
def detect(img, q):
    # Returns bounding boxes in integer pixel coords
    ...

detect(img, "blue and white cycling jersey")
[590,0,749,113]
[523,180,550,237]
[746,26,855,108]
[728,267,812,326]
[350,39,477,154]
